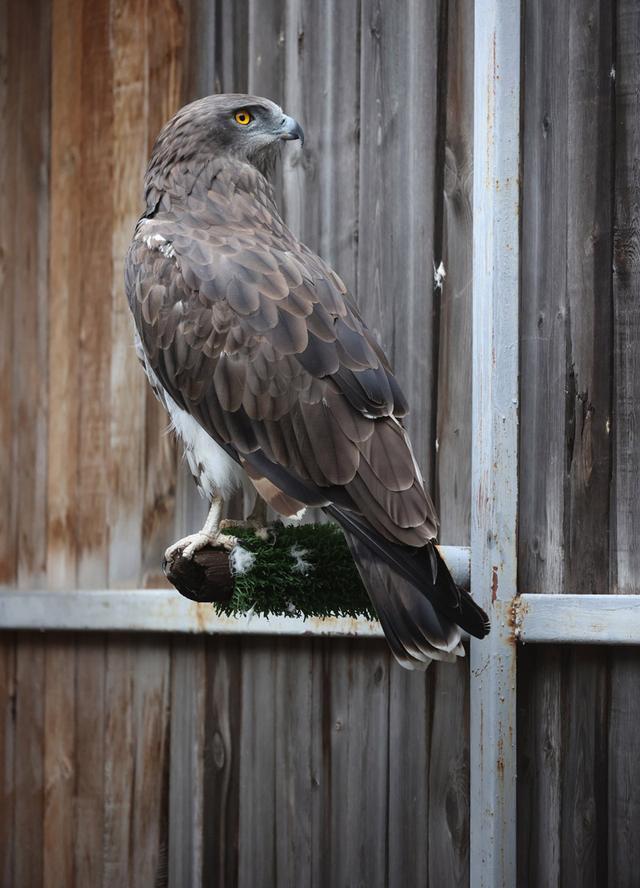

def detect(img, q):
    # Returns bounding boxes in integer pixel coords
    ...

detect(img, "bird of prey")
[126,94,489,668]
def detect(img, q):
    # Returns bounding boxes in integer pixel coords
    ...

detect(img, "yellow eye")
[234,110,253,126]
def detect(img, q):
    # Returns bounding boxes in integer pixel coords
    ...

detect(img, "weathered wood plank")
[168,637,207,888]
[608,650,640,888]
[13,636,45,888]
[358,0,440,487]
[104,636,172,886]
[74,637,106,888]
[108,0,148,587]
[428,659,470,887]
[387,663,431,888]
[517,646,563,887]
[129,640,171,886]
[519,0,570,602]
[325,640,390,888]
[611,0,640,595]
[11,0,50,589]
[237,639,278,888]
[182,0,217,100]
[564,0,614,598]
[43,637,76,888]
[274,638,316,887]
[76,0,114,588]
[142,0,184,585]
[103,639,135,886]
[202,637,242,888]
[0,636,16,888]
[214,0,249,94]
[0,0,16,586]
[560,649,609,887]
[608,7,640,884]
[436,0,473,546]
[47,0,84,590]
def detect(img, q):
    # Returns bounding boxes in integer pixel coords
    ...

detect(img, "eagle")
[125,94,489,668]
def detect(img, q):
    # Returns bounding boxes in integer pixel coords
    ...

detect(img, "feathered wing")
[126,161,489,667]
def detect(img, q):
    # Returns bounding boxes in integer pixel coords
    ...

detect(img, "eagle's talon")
[164,530,238,563]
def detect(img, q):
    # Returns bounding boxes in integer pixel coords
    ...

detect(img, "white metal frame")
[469,1,520,884]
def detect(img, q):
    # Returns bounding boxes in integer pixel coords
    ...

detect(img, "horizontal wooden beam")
[0,587,385,637]
[515,594,640,645]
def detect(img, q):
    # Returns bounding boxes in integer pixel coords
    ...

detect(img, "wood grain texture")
[108,0,148,587]
[517,646,563,887]
[519,0,571,601]
[13,637,45,888]
[559,649,609,887]
[611,0,640,594]
[357,0,440,487]
[74,637,106,888]
[11,0,50,589]
[387,662,431,887]
[104,636,171,887]
[47,0,83,590]
[274,639,316,887]
[129,639,171,886]
[325,640,390,888]
[0,0,16,586]
[103,639,136,886]
[168,638,207,888]
[202,637,242,888]
[237,639,278,888]
[76,0,113,589]
[436,0,473,546]
[428,659,470,887]
[608,650,640,888]
[142,0,184,584]
[608,9,640,885]
[0,636,16,888]
[43,637,76,888]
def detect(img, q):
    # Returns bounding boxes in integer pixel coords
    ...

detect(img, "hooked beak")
[279,114,304,147]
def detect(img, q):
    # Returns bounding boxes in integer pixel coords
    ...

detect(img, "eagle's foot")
[164,530,238,563]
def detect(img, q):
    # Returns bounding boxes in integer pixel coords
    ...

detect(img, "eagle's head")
[144,94,304,205]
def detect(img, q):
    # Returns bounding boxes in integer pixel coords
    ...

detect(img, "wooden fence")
[0,0,638,885]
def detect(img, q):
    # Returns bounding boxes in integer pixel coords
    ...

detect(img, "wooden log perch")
[161,523,375,620]
[163,544,235,604]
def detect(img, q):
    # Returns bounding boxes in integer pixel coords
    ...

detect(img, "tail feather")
[329,506,489,669]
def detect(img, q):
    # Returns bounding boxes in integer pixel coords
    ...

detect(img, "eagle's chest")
[165,395,251,501]
[135,331,251,503]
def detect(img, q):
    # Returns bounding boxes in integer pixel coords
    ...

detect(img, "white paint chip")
[433,260,446,291]
[229,545,256,576]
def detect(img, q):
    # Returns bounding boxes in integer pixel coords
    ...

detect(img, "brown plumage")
[126,94,489,668]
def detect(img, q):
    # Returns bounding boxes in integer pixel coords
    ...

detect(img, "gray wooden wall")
[0,0,639,885]
[517,0,640,885]
[0,0,473,885]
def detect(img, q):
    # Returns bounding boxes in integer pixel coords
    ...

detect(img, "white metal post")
[470,1,520,885]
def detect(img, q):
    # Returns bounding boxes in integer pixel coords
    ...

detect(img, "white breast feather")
[166,395,252,500]
[134,332,253,503]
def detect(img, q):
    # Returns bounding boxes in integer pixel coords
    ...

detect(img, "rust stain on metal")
[491,565,499,602]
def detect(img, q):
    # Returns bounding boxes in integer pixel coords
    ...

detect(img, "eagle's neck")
[144,144,280,216]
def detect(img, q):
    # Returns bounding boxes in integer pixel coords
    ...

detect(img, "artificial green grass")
[215,522,375,620]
